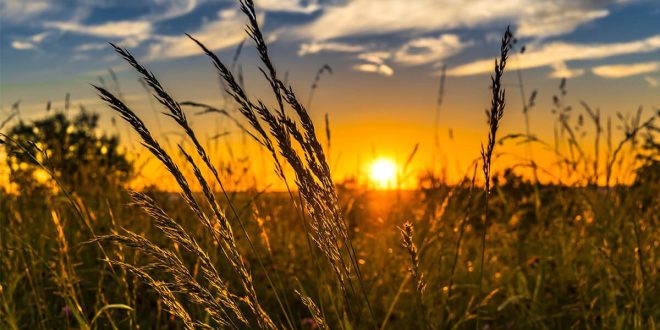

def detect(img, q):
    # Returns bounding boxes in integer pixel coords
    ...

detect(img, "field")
[1,1,659,329]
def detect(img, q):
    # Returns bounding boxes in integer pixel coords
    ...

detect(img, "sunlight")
[369,157,398,189]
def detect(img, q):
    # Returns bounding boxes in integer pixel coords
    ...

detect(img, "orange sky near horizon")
[2,0,660,192]
[0,74,655,193]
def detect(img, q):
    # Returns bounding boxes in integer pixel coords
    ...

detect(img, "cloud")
[75,43,109,52]
[146,0,199,22]
[592,61,660,78]
[0,0,53,23]
[644,76,659,88]
[448,34,660,76]
[353,51,393,76]
[353,63,394,76]
[30,31,51,43]
[297,34,470,75]
[298,34,470,71]
[394,34,469,66]
[298,41,367,56]
[550,62,585,78]
[11,40,36,50]
[357,52,391,64]
[293,0,619,41]
[44,20,153,51]
[145,8,254,60]
[256,0,320,13]
[10,32,52,51]
[516,3,609,38]
[44,20,152,39]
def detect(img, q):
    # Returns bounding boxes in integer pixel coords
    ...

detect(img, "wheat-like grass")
[128,191,246,322]
[109,261,200,330]
[307,64,333,110]
[96,231,236,327]
[295,290,329,330]
[93,85,276,328]
[92,0,374,326]
[187,0,375,321]
[479,26,513,293]
[400,222,425,297]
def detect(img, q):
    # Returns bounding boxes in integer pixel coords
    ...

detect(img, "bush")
[4,111,132,194]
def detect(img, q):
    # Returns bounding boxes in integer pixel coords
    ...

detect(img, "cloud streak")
[256,0,320,13]
[353,52,394,76]
[44,20,152,39]
[11,41,36,50]
[298,41,367,56]
[10,32,52,51]
[448,34,660,76]
[145,0,199,22]
[0,0,54,23]
[293,0,620,41]
[145,8,254,60]
[353,63,394,76]
[592,61,660,78]
[394,34,470,66]
[516,3,608,38]
[550,62,585,78]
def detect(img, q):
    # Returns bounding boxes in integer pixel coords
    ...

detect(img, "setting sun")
[369,158,398,189]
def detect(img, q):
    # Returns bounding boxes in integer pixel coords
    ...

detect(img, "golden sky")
[1,0,659,190]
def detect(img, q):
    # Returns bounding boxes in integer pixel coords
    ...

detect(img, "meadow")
[1,1,658,329]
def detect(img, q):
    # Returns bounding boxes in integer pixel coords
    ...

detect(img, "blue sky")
[2,0,660,84]
[1,0,660,184]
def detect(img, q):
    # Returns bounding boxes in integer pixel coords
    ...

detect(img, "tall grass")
[479,26,513,292]
[88,0,378,327]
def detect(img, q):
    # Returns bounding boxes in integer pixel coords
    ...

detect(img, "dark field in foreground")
[1,182,657,329]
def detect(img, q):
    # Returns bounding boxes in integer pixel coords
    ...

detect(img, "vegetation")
[4,111,132,195]
[0,0,658,329]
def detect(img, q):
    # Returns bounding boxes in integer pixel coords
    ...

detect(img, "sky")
[1,0,660,188]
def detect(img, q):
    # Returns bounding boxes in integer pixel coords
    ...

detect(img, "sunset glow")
[369,158,397,189]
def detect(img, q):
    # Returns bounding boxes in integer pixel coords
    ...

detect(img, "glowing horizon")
[1,0,659,191]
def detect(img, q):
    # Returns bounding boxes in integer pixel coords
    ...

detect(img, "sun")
[369,158,398,189]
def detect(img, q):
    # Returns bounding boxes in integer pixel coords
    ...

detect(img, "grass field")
[1,1,658,329]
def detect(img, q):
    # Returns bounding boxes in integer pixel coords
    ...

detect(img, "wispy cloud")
[592,61,660,78]
[516,3,608,38]
[299,34,470,73]
[288,0,621,74]
[353,52,393,76]
[75,43,109,52]
[448,34,660,76]
[35,0,203,52]
[30,31,51,43]
[298,41,367,56]
[145,8,253,61]
[44,20,152,39]
[550,62,585,78]
[353,63,394,76]
[293,0,619,41]
[0,0,54,23]
[11,40,36,50]
[10,31,52,51]
[357,52,391,64]
[145,0,200,22]
[257,0,320,13]
[394,34,470,66]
